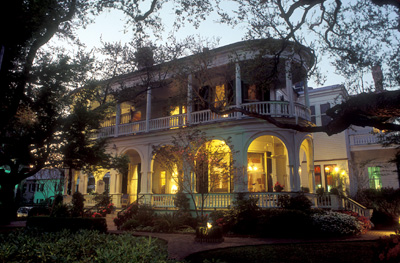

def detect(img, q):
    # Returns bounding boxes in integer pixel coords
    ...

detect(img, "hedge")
[26,216,107,233]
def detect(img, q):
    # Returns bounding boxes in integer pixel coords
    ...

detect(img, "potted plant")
[274,182,284,192]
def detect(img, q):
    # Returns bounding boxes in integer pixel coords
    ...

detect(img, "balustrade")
[98,101,311,138]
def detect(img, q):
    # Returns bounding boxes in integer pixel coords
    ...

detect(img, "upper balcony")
[97,39,315,138]
[98,101,311,138]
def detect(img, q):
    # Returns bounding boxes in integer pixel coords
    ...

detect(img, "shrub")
[174,192,190,212]
[0,230,173,263]
[377,235,400,262]
[316,187,325,196]
[50,203,70,218]
[338,210,372,234]
[355,188,400,227]
[121,218,140,231]
[114,204,155,230]
[223,193,261,235]
[71,191,85,217]
[277,193,312,211]
[26,216,107,233]
[311,211,362,236]
[153,212,194,233]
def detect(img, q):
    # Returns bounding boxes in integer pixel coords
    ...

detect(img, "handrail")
[99,101,311,138]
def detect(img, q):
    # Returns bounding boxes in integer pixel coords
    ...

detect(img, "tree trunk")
[0,182,17,225]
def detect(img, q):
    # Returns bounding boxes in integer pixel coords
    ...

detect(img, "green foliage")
[316,187,325,196]
[355,188,400,226]
[311,211,362,237]
[70,191,85,217]
[277,193,312,211]
[114,204,154,229]
[50,203,71,218]
[26,216,107,233]
[0,229,175,263]
[222,193,261,235]
[174,192,190,212]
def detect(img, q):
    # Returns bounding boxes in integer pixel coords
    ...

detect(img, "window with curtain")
[368,166,382,189]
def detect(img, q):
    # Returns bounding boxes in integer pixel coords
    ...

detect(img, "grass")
[185,241,379,263]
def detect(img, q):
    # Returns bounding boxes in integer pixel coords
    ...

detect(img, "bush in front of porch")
[209,193,371,238]
[114,203,197,233]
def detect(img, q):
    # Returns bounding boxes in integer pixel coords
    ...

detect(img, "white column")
[187,74,193,124]
[140,144,153,195]
[109,169,117,195]
[285,60,295,117]
[146,87,151,132]
[231,133,247,192]
[115,103,121,137]
[303,78,310,108]
[235,63,242,119]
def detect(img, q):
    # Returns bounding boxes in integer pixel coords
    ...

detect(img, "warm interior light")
[334,167,339,173]
[171,185,178,194]
[325,167,330,172]
[207,222,212,229]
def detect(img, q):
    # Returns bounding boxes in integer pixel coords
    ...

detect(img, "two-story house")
[62,39,376,216]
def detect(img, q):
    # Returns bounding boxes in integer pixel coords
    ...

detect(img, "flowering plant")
[92,212,102,218]
[377,235,400,262]
[274,182,284,192]
[338,210,372,234]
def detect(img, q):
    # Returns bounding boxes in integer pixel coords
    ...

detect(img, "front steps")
[106,212,117,231]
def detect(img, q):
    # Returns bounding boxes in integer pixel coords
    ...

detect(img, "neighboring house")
[299,85,399,196]
[61,39,381,217]
[18,169,64,205]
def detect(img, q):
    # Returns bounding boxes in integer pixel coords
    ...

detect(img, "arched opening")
[87,174,95,194]
[124,149,141,203]
[103,172,110,193]
[152,146,180,194]
[247,135,289,192]
[299,138,314,192]
[195,140,232,194]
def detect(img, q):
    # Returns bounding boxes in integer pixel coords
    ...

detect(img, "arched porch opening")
[195,139,232,194]
[152,145,180,194]
[247,135,289,192]
[124,149,142,204]
[299,137,314,192]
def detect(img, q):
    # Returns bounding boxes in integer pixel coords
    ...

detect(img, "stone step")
[105,212,118,231]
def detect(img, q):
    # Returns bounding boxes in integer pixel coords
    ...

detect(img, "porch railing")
[98,101,311,138]
[145,192,372,218]
[349,133,380,146]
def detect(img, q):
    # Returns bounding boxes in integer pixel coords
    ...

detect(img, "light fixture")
[334,167,339,173]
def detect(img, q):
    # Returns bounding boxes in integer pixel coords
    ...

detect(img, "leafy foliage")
[355,187,400,226]
[277,193,313,211]
[0,229,175,263]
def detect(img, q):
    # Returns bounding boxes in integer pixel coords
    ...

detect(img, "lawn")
[186,241,379,263]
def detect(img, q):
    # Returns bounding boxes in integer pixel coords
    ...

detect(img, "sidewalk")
[113,229,395,260]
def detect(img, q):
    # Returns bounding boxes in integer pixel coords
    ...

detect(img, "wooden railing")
[349,134,380,146]
[98,101,311,138]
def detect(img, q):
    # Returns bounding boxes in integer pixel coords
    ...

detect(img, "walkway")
[111,229,395,260]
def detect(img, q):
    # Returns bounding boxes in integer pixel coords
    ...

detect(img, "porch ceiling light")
[334,167,339,173]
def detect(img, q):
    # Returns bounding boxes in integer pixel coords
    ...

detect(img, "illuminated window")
[215,84,226,107]
[160,171,166,194]
[368,167,382,189]
[314,165,322,188]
